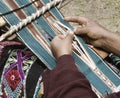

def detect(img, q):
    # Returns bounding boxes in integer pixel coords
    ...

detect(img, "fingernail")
[66,30,74,36]
[69,30,74,35]
[82,24,86,27]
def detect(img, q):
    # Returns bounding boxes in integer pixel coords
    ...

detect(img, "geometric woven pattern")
[0,49,37,98]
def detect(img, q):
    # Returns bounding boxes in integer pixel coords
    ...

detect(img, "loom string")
[0,0,39,16]
[0,1,20,26]
[42,0,66,23]
[58,0,73,10]
[0,0,19,41]
[3,0,35,40]
[0,2,16,40]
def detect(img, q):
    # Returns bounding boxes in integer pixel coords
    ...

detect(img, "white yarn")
[0,0,63,41]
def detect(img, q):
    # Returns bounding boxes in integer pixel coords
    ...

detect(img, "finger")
[57,34,65,39]
[82,36,92,44]
[74,27,88,35]
[51,36,59,44]
[64,16,88,25]
[52,34,63,41]
[65,31,74,42]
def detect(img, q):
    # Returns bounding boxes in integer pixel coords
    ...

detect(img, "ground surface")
[60,0,120,34]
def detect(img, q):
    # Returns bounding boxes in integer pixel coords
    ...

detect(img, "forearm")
[102,32,120,57]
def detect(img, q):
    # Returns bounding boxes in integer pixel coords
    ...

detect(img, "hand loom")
[0,0,120,97]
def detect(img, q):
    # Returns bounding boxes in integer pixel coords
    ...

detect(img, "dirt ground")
[60,0,120,34]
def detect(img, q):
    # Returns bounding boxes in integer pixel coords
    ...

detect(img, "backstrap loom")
[0,0,120,98]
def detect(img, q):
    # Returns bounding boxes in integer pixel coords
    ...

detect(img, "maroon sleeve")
[42,55,120,98]
[42,55,98,98]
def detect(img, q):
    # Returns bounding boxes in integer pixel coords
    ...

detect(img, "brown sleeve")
[42,55,98,98]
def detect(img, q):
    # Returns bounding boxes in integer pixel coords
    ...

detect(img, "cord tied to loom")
[0,0,63,41]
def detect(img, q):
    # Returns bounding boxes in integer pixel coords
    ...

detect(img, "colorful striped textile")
[0,0,120,97]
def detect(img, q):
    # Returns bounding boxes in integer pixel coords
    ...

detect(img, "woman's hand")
[50,31,74,59]
[65,16,112,47]
[65,16,120,56]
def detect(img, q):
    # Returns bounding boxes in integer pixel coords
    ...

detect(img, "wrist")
[56,53,72,59]
[100,29,114,47]
[101,32,120,56]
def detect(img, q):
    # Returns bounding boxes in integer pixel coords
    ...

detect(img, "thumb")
[65,31,74,42]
